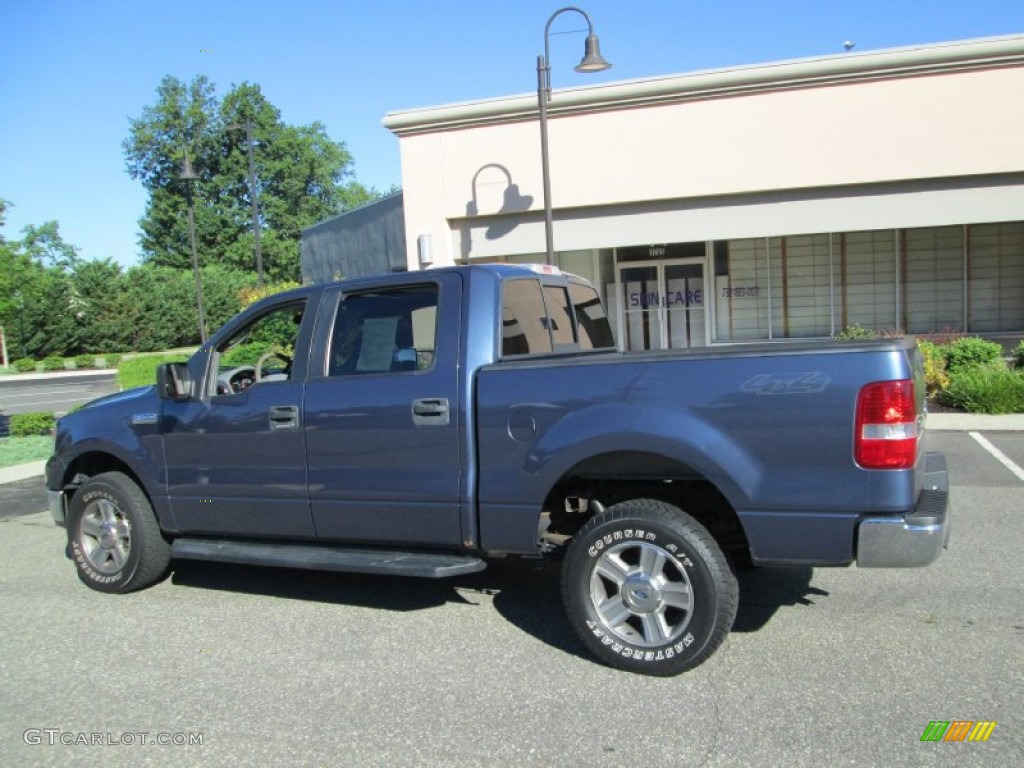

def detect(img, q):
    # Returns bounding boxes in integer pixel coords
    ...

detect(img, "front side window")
[214,301,306,395]
[329,285,438,376]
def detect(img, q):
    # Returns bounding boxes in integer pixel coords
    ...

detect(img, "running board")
[170,538,487,579]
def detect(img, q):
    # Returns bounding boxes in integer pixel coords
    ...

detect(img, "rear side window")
[502,277,615,357]
[329,285,438,375]
[502,279,553,356]
[568,282,615,349]
[541,286,576,348]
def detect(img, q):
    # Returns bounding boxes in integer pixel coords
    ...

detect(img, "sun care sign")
[920,720,997,742]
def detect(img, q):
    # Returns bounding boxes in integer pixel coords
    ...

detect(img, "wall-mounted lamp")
[417,233,434,268]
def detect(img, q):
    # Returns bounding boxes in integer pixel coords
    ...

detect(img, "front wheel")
[67,472,171,594]
[561,498,738,676]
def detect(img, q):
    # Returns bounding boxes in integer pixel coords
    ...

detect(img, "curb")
[927,413,1024,431]
[0,461,47,485]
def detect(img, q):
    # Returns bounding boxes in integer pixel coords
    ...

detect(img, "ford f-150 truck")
[46,264,949,676]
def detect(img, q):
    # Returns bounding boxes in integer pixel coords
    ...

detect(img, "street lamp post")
[537,6,611,265]
[14,291,26,359]
[178,152,208,344]
[227,120,264,287]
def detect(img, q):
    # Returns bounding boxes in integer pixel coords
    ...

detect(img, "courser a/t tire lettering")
[67,471,171,594]
[561,498,738,676]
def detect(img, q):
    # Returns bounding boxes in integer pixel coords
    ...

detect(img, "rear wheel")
[561,498,738,676]
[67,472,170,594]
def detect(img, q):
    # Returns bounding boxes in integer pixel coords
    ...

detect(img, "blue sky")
[2,0,1023,268]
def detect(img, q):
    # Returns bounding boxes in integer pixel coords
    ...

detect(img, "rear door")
[303,273,464,548]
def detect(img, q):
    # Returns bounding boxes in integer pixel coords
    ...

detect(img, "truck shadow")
[171,559,825,660]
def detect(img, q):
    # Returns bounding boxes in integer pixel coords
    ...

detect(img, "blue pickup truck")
[46,264,949,675]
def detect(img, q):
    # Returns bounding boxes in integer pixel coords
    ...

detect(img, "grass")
[117,353,191,389]
[0,436,52,468]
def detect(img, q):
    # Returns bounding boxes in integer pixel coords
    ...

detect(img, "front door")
[163,298,314,539]
[618,258,707,350]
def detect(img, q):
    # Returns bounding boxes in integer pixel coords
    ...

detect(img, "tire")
[67,471,171,594]
[561,498,738,676]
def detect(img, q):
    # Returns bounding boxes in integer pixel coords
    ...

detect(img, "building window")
[902,225,965,334]
[713,238,770,341]
[836,229,898,332]
[968,222,1024,332]
[770,234,833,338]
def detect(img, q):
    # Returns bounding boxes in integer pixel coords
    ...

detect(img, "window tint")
[502,279,552,356]
[568,282,615,349]
[542,285,576,348]
[329,286,438,376]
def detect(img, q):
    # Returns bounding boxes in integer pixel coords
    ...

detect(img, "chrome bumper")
[48,489,68,527]
[857,452,950,568]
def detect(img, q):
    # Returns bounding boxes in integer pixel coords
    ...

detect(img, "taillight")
[855,380,918,469]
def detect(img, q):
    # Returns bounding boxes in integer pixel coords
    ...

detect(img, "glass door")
[619,265,663,351]
[664,261,706,349]
[616,259,707,350]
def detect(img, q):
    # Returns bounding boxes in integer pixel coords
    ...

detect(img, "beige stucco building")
[384,35,1024,350]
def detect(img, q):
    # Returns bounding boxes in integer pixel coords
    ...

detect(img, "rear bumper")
[856,452,950,568]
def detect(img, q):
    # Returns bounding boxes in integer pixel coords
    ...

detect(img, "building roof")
[383,34,1024,136]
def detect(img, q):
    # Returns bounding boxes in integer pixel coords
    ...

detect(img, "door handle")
[269,405,300,431]
[412,397,450,427]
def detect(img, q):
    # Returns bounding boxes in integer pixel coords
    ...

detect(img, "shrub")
[222,342,271,367]
[939,367,1024,414]
[10,411,56,437]
[1014,340,1024,369]
[917,340,949,395]
[101,354,122,369]
[13,358,37,373]
[42,356,66,372]
[943,337,1004,373]
[74,353,96,370]
[834,323,877,341]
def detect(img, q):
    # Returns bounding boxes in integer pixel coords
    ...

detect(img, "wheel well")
[61,452,146,502]
[541,451,749,562]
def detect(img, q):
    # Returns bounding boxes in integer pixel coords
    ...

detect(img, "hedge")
[10,411,56,437]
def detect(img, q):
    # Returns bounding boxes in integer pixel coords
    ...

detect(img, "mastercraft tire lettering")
[562,498,738,676]
[67,472,171,594]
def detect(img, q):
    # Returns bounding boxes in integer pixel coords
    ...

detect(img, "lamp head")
[178,153,199,182]
[575,33,611,73]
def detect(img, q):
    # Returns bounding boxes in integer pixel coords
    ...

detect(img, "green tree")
[0,199,29,362]
[124,76,379,282]
[20,220,81,270]
[71,258,136,352]
[0,202,82,359]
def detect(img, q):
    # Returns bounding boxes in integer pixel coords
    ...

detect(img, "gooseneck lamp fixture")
[226,120,264,287]
[179,151,208,344]
[537,6,611,265]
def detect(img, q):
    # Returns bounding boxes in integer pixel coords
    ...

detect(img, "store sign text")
[721,286,761,299]
[629,290,703,309]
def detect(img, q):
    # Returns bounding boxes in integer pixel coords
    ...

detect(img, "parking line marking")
[969,432,1024,483]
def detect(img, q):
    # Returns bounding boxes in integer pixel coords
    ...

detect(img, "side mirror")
[156,363,191,401]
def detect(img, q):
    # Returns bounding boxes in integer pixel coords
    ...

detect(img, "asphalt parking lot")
[0,431,1020,766]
